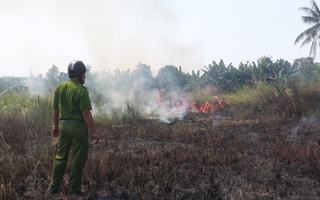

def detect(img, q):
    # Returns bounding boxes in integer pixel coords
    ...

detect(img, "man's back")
[53,79,91,121]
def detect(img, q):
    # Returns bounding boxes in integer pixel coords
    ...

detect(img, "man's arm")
[52,108,59,138]
[82,110,99,144]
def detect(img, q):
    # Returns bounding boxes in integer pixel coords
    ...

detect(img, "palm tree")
[295,0,320,58]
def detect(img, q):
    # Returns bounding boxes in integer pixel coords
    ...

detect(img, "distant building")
[0,75,42,86]
[0,75,44,94]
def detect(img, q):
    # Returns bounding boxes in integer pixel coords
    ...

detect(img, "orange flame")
[156,89,228,114]
[189,99,227,114]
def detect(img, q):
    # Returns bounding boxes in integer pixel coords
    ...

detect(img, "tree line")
[42,56,320,95]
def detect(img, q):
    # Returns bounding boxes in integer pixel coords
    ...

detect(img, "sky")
[0,0,314,77]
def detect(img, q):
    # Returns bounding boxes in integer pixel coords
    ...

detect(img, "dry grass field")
[2,111,320,199]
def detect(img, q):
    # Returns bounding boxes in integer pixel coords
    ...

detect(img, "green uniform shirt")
[53,79,92,121]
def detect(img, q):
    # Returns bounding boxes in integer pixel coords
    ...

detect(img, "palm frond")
[311,0,320,16]
[309,39,317,57]
[301,16,320,24]
[299,7,318,18]
[295,31,306,44]
[295,23,320,44]
[301,35,314,48]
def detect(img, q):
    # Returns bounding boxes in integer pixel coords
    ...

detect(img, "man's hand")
[52,109,59,138]
[52,127,59,138]
[92,131,100,144]
[82,110,100,145]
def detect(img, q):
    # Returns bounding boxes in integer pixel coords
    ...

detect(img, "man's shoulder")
[72,83,89,95]
[57,79,71,87]
[56,80,88,93]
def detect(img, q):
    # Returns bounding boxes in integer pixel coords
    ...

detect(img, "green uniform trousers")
[50,121,89,194]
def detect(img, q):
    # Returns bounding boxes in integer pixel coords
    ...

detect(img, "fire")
[188,99,227,114]
[156,90,228,114]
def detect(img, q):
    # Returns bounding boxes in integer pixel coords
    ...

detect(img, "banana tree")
[185,70,205,91]
[202,60,230,91]
[273,59,300,84]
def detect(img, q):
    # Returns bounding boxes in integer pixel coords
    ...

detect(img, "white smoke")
[288,115,320,141]
[23,77,47,97]
[87,67,190,123]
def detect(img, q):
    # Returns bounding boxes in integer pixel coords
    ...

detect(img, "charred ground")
[7,112,320,200]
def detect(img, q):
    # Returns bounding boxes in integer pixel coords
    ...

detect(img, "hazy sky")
[0,0,313,77]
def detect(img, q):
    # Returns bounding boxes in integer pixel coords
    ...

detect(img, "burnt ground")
[16,113,320,199]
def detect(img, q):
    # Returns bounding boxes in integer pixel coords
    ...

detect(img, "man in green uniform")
[49,60,99,195]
